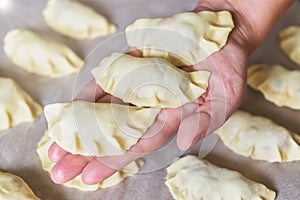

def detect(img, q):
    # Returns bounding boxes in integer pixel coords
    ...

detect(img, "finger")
[75,80,106,102]
[96,94,126,105]
[129,103,199,154]
[81,108,181,184]
[174,40,245,150]
[176,99,226,151]
[125,47,143,57]
[48,142,68,162]
[50,154,94,184]
[81,159,107,185]
[81,155,138,185]
[129,108,180,153]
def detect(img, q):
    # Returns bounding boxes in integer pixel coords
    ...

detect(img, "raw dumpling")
[44,101,160,157]
[279,26,300,65]
[91,53,210,108]
[43,0,117,40]
[4,29,83,77]
[247,64,300,109]
[37,132,141,191]
[0,171,40,200]
[217,111,300,162]
[0,77,42,131]
[126,11,234,66]
[165,155,276,200]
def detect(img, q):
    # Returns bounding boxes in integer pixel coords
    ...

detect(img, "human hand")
[48,0,294,185]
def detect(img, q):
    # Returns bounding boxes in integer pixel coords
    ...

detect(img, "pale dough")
[165,155,276,200]
[247,64,300,109]
[44,101,160,157]
[37,132,141,191]
[43,0,117,40]
[4,29,83,78]
[0,171,40,200]
[126,11,234,66]
[92,53,210,108]
[0,77,42,131]
[217,111,300,162]
[279,26,300,65]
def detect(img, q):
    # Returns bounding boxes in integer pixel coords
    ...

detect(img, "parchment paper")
[0,0,300,199]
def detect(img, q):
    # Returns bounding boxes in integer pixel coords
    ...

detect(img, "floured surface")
[0,0,300,199]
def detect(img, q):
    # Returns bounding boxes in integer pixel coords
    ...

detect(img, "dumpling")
[126,11,234,66]
[217,111,300,162]
[37,132,141,191]
[43,0,117,40]
[0,77,42,131]
[165,155,276,200]
[91,53,210,108]
[247,64,300,109]
[44,101,160,157]
[0,171,40,200]
[279,26,300,65]
[4,29,83,78]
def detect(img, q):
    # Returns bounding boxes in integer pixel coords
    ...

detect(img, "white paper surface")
[0,0,300,199]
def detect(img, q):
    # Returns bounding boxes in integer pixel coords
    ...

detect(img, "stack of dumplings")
[40,9,235,191]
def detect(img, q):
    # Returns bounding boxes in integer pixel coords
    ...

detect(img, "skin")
[48,0,295,185]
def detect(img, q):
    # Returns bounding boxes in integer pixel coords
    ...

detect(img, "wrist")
[227,0,294,47]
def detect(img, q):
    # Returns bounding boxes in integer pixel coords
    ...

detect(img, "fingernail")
[178,138,193,151]
[178,134,204,151]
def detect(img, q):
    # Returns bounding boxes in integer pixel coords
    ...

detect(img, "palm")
[49,1,251,185]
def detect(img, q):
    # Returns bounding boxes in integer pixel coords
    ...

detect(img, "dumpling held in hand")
[37,131,141,191]
[44,101,161,157]
[92,53,210,108]
[126,11,234,66]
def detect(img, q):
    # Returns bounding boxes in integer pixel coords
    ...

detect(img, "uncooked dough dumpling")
[92,53,210,108]
[43,0,117,40]
[4,29,83,77]
[0,77,42,131]
[37,132,141,191]
[165,155,276,200]
[217,111,300,162]
[126,11,234,66]
[0,171,40,200]
[247,64,300,109]
[279,26,300,65]
[44,101,160,157]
